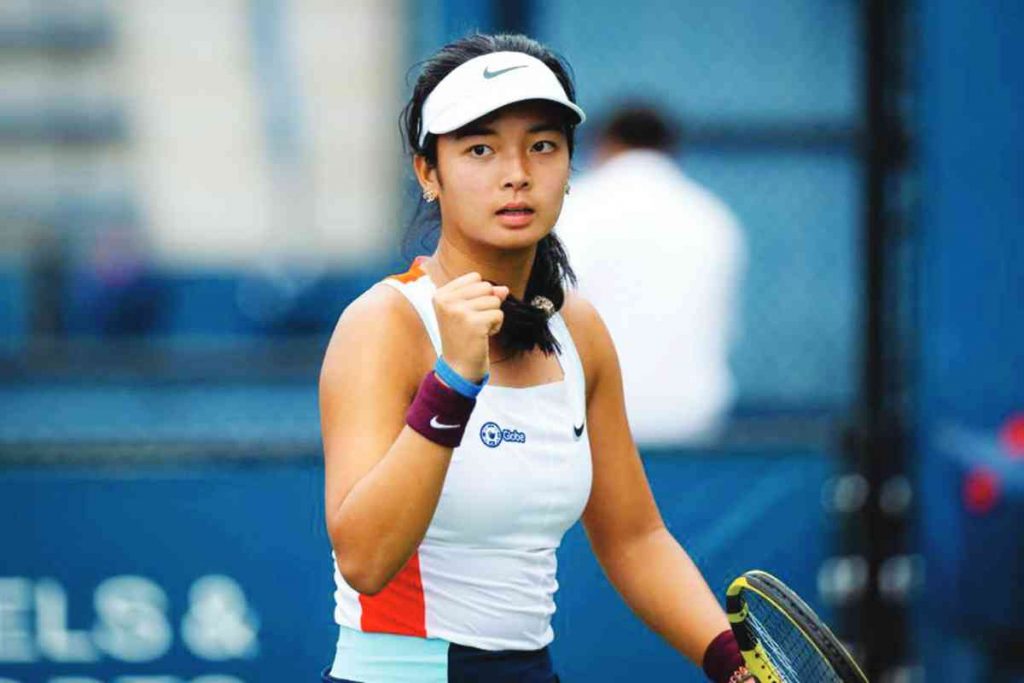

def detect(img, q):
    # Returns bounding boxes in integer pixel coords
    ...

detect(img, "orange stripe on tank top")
[388,256,428,284]
[359,551,428,637]
[362,256,429,636]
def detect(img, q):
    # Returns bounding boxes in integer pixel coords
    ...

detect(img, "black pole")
[857,0,889,674]
[849,0,912,678]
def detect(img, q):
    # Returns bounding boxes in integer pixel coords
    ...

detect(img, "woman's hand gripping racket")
[726,570,869,683]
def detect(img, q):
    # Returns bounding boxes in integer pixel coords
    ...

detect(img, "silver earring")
[564,183,571,196]
[423,188,437,203]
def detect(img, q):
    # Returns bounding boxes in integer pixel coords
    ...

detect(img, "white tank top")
[331,257,593,651]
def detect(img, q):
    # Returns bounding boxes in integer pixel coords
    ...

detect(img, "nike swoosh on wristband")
[573,422,585,438]
[483,65,527,79]
[430,416,461,430]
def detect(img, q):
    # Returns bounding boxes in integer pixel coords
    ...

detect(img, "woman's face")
[418,100,571,252]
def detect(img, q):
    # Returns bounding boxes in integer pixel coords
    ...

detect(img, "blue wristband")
[434,356,489,399]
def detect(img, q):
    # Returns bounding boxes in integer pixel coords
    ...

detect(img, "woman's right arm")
[320,283,449,595]
[319,274,505,595]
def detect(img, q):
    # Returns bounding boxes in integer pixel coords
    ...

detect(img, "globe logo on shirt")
[480,422,503,448]
[479,421,526,448]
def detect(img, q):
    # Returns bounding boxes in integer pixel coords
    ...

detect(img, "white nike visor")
[418,51,586,147]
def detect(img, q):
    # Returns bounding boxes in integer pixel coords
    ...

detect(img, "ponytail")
[495,233,576,355]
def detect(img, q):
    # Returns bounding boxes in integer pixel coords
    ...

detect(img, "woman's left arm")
[563,294,729,669]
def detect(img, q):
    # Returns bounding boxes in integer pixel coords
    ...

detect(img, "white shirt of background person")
[556,143,746,445]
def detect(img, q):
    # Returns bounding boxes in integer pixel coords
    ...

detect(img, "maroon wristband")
[702,629,746,683]
[406,370,476,448]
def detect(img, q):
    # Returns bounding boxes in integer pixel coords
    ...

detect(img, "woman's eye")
[469,145,492,157]
[532,140,556,153]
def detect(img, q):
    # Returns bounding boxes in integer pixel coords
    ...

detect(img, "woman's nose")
[502,152,531,190]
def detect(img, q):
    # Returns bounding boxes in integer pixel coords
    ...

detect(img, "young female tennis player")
[319,33,754,683]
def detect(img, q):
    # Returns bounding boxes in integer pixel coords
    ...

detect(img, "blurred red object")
[1000,413,1024,458]
[963,467,1001,515]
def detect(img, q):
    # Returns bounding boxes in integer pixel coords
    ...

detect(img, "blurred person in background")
[556,103,746,445]
[319,33,754,683]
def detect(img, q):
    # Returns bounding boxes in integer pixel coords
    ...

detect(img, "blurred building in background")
[0,0,862,413]
[0,0,402,353]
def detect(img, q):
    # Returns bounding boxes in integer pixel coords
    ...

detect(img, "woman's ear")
[413,154,438,196]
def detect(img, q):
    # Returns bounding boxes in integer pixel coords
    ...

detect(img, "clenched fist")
[432,272,510,383]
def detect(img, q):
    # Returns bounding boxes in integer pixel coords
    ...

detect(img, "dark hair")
[400,33,579,356]
[598,101,681,153]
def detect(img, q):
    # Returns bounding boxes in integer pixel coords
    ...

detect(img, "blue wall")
[0,447,832,682]
[916,1,1024,679]
[919,0,1024,431]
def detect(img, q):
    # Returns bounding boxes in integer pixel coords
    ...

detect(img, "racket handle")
[739,640,783,683]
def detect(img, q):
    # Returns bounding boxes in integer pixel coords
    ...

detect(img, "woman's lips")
[496,208,535,227]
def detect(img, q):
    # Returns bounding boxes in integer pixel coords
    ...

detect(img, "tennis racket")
[726,570,869,682]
